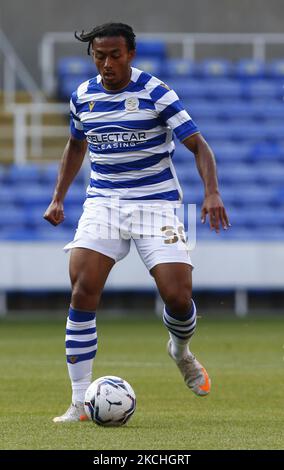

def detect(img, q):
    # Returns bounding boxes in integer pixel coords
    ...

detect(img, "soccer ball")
[84,376,136,426]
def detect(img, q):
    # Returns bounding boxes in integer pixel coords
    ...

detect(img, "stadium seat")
[26,207,48,228]
[217,164,258,184]
[0,207,26,228]
[63,204,83,228]
[234,59,266,78]
[41,163,60,183]
[243,79,282,99]
[132,58,163,76]
[185,100,222,120]
[41,163,86,186]
[5,164,42,184]
[166,79,206,99]
[57,57,93,77]
[249,142,284,161]
[136,39,167,59]
[162,59,196,78]
[58,74,92,100]
[0,186,15,204]
[16,185,53,207]
[203,79,242,99]
[64,186,85,206]
[0,165,8,183]
[256,163,284,184]
[267,59,284,78]
[228,207,284,228]
[198,59,232,77]
[211,142,252,162]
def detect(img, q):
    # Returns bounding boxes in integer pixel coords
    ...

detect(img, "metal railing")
[40,31,284,95]
[0,28,45,107]
[7,103,68,164]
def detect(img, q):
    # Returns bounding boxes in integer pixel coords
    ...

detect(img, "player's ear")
[128,48,136,62]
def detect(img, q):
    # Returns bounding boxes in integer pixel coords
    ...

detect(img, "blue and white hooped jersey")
[70,67,199,202]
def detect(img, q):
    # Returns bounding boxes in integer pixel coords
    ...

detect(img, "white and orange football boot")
[53,402,88,423]
[167,340,211,396]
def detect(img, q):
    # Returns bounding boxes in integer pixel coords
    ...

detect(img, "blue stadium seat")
[58,74,91,100]
[243,79,282,99]
[41,163,60,183]
[185,100,222,120]
[17,185,53,207]
[217,164,258,184]
[264,102,284,119]
[0,186,15,203]
[198,59,232,77]
[182,186,204,205]
[0,165,8,183]
[202,120,284,141]
[249,142,284,161]
[234,59,266,78]
[228,207,284,228]
[211,142,252,162]
[220,185,278,207]
[26,207,50,228]
[64,186,85,206]
[203,79,242,99]
[256,163,284,184]
[136,40,167,59]
[267,59,284,78]
[162,59,196,78]
[57,57,93,77]
[132,58,163,76]
[277,189,284,205]
[0,207,26,228]
[41,163,86,186]
[219,101,255,120]
[167,79,206,99]
[63,204,83,228]
[230,101,284,120]
[5,164,42,184]
[176,167,201,185]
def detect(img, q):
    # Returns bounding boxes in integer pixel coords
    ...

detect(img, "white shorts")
[64,198,193,272]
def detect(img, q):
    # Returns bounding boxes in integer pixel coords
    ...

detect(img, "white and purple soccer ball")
[84,376,136,426]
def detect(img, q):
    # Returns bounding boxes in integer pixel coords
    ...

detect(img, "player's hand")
[43,200,65,226]
[201,193,230,233]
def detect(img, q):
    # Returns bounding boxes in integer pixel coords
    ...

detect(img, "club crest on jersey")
[89,101,95,112]
[125,97,139,112]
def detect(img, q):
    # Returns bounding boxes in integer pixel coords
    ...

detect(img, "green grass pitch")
[0,313,283,450]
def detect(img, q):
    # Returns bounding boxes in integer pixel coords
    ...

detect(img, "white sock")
[65,307,97,403]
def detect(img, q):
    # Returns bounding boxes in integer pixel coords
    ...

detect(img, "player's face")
[92,36,135,90]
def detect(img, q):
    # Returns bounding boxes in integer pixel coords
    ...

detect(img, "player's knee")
[163,289,192,316]
[71,281,100,311]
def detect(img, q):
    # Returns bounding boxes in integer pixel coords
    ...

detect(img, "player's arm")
[183,133,230,232]
[44,136,87,226]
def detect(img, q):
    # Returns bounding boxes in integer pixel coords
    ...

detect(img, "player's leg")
[151,262,211,396]
[151,262,196,360]
[53,248,115,422]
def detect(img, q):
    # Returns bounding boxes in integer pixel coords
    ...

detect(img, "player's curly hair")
[74,22,136,55]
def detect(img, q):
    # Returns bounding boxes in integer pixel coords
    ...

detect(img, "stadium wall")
[1,242,283,290]
[1,0,284,82]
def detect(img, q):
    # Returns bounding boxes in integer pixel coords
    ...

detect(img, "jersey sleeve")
[70,91,86,140]
[151,84,199,142]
